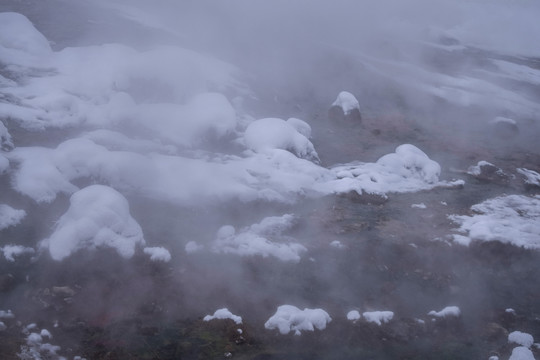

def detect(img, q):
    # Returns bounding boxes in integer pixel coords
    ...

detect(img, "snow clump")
[264,305,332,335]
[41,185,145,261]
[211,214,307,262]
[346,310,361,322]
[362,311,394,325]
[428,306,461,318]
[143,247,171,262]
[449,195,540,249]
[244,118,319,162]
[203,308,242,324]
[508,331,534,348]
[0,204,26,230]
[332,91,360,115]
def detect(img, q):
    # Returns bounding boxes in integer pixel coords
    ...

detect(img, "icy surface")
[203,308,242,325]
[211,215,306,262]
[41,185,145,261]
[362,311,394,325]
[428,306,461,318]
[508,331,534,348]
[450,195,540,249]
[264,305,332,335]
[332,91,360,115]
[0,204,26,230]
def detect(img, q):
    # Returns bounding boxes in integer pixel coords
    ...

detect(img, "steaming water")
[1,1,540,359]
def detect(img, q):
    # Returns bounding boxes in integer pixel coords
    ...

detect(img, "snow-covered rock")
[203,308,242,324]
[508,331,534,348]
[41,185,145,260]
[244,118,319,162]
[212,214,306,262]
[509,346,535,360]
[449,195,540,249]
[347,310,361,322]
[0,204,26,230]
[362,311,394,325]
[428,306,461,318]
[264,305,332,335]
[143,247,171,262]
[517,168,540,188]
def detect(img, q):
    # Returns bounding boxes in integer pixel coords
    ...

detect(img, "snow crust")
[203,308,242,325]
[212,215,306,262]
[428,306,461,318]
[143,247,171,262]
[244,118,319,162]
[42,185,145,261]
[332,91,360,115]
[362,311,394,325]
[0,204,26,230]
[264,305,332,335]
[450,195,540,249]
[509,331,534,348]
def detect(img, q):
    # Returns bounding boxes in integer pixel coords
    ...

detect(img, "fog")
[1,0,540,359]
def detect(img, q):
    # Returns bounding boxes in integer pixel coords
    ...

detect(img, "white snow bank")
[212,214,306,262]
[264,305,332,335]
[363,311,394,325]
[0,204,26,230]
[509,331,534,348]
[509,346,535,360]
[244,118,319,162]
[1,245,34,262]
[41,185,145,261]
[428,306,461,318]
[449,195,540,250]
[347,310,361,321]
[316,144,457,196]
[332,91,360,115]
[203,308,242,324]
[143,247,171,262]
[517,168,540,187]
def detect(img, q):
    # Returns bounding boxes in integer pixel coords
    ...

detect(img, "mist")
[1,0,540,359]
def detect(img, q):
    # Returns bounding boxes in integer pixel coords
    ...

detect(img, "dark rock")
[467,161,511,185]
[328,105,362,123]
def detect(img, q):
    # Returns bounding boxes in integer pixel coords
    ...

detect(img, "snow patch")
[411,203,427,209]
[264,305,332,335]
[508,331,534,348]
[362,311,394,325]
[42,185,145,261]
[346,310,361,322]
[203,308,242,325]
[1,245,35,262]
[517,168,540,187]
[143,247,171,262]
[0,204,26,230]
[428,306,461,318]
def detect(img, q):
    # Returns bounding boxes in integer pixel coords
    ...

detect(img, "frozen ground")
[1,1,540,359]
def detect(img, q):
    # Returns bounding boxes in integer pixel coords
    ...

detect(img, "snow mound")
[143,247,171,262]
[428,306,461,318]
[203,308,242,324]
[211,214,306,262]
[0,204,26,230]
[449,195,540,249]
[1,245,35,262]
[347,310,361,321]
[264,305,332,335]
[509,331,534,348]
[286,118,312,138]
[363,311,394,325]
[332,91,360,115]
[42,185,145,261]
[509,346,535,360]
[0,12,51,57]
[244,118,319,162]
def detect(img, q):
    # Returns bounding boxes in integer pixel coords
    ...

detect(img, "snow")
[332,91,360,115]
[286,118,312,138]
[0,155,8,174]
[517,168,540,187]
[347,310,361,321]
[185,241,203,254]
[467,161,496,176]
[330,240,345,249]
[0,204,26,230]
[244,118,319,162]
[0,321,6,331]
[0,310,15,319]
[411,203,427,209]
[41,185,145,261]
[449,195,540,250]
[508,331,534,348]
[428,306,461,318]
[18,326,64,360]
[264,305,332,335]
[203,308,242,325]
[1,245,35,262]
[491,116,517,126]
[509,346,535,360]
[0,121,13,150]
[362,311,394,325]
[506,308,516,315]
[211,215,307,262]
[143,247,171,262]
[0,12,52,62]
